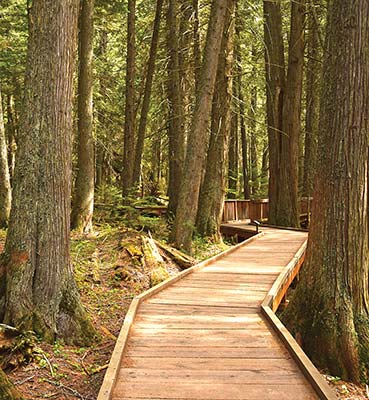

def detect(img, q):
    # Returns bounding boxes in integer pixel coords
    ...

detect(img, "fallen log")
[142,236,169,286]
[153,239,196,270]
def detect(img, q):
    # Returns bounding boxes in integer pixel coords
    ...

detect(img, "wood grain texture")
[98,226,337,400]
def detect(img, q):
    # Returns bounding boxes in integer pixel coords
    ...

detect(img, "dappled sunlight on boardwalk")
[99,227,336,400]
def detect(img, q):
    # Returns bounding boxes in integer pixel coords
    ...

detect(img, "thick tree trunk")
[0,0,94,345]
[132,0,164,186]
[166,0,185,216]
[0,87,12,227]
[283,0,369,382]
[303,0,321,197]
[122,0,136,196]
[263,0,285,223]
[196,1,234,239]
[171,0,230,252]
[276,0,305,227]
[71,0,95,233]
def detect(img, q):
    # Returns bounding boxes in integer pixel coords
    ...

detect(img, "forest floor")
[1,219,368,400]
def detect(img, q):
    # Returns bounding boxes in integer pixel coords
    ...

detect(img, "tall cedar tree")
[303,0,321,197]
[0,87,11,227]
[171,0,231,252]
[283,0,369,382]
[277,0,305,227]
[71,0,95,233]
[264,0,305,227]
[234,14,250,200]
[0,0,95,344]
[196,1,234,239]
[166,0,186,216]
[132,0,164,186]
[122,0,136,196]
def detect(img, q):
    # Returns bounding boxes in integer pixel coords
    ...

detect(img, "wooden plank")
[121,356,297,371]
[138,303,259,314]
[125,346,290,359]
[117,368,309,385]
[113,382,318,400]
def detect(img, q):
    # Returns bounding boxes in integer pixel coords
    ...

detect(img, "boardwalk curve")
[98,226,337,400]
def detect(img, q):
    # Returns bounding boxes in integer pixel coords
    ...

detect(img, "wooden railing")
[222,197,313,223]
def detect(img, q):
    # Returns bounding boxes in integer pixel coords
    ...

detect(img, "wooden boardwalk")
[98,226,337,400]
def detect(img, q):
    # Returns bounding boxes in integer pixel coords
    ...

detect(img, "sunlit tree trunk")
[196,1,235,239]
[0,87,12,227]
[71,0,95,233]
[171,0,230,252]
[283,0,369,382]
[0,0,94,345]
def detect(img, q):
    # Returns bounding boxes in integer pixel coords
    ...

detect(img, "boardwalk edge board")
[261,241,337,400]
[97,232,264,400]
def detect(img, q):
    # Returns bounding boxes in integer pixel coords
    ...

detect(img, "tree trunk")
[283,0,369,382]
[249,82,258,196]
[276,0,305,227]
[71,0,95,233]
[166,0,186,216]
[0,369,23,400]
[132,0,164,186]
[196,1,235,239]
[95,28,108,188]
[171,0,230,252]
[6,95,17,181]
[263,0,285,223]
[122,0,136,196]
[228,84,239,199]
[303,0,321,197]
[235,15,250,201]
[0,0,95,345]
[0,87,12,227]
[192,0,201,93]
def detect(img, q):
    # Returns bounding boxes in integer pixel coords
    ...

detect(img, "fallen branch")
[44,379,84,400]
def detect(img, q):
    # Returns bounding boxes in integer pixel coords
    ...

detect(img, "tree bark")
[71,0,95,233]
[122,0,136,196]
[263,0,285,223]
[283,0,369,382]
[6,95,17,181]
[132,0,164,186]
[196,1,235,239]
[228,84,239,199]
[0,0,95,345]
[249,82,258,195]
[235,15,250,201]
[303,0,321,197]
[166,0,186,216]
[0,369,23,400]
[171,0,230,252]
[0,87,12,227]
[276,0,305,227]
